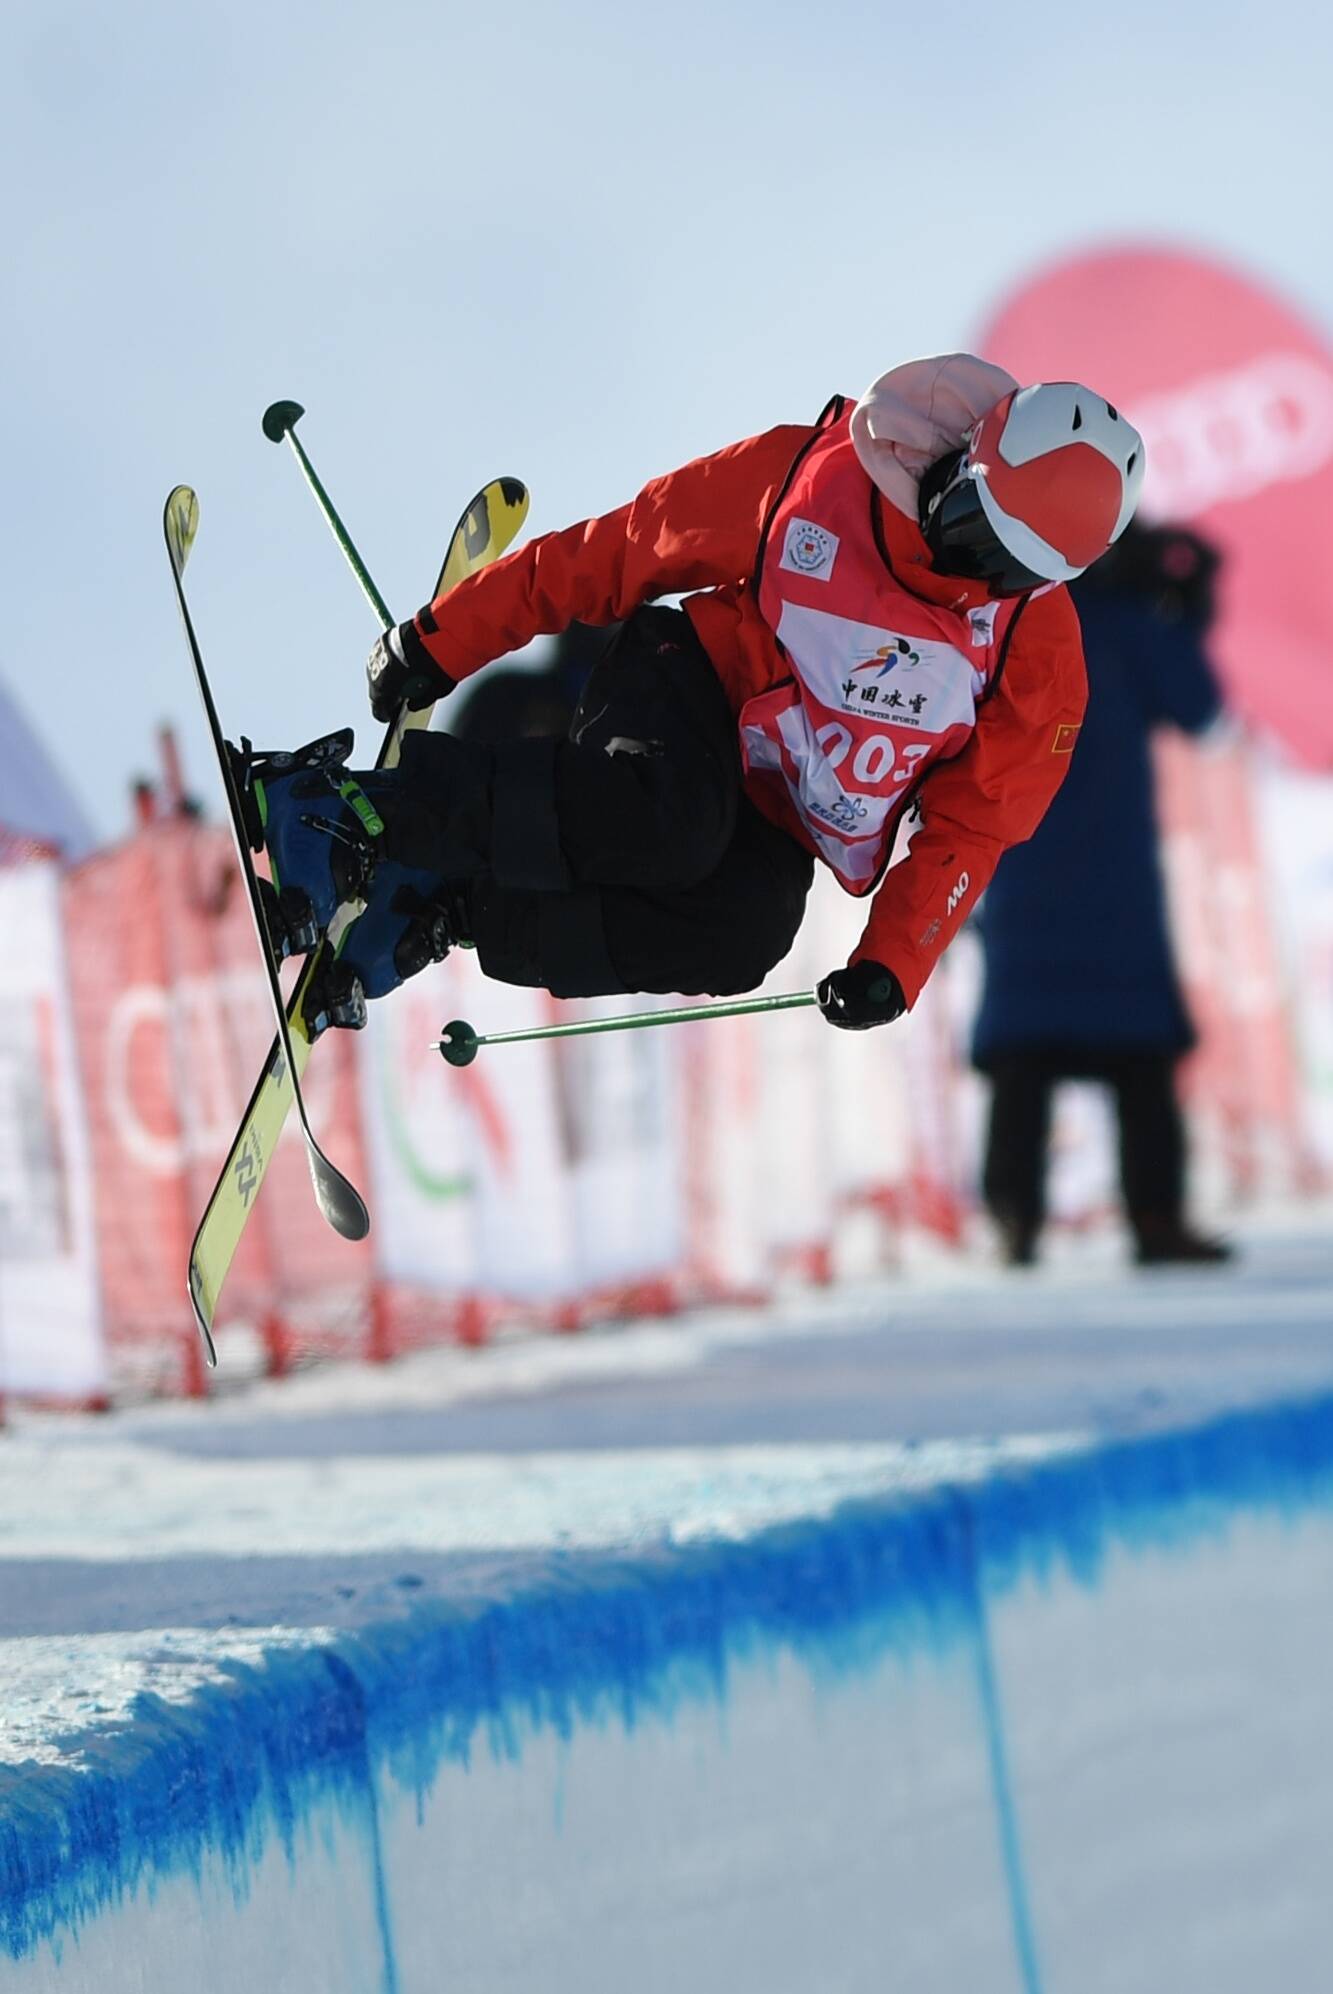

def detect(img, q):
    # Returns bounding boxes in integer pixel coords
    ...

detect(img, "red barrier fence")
[63,823,373,1395]
[0,736,1327,1406]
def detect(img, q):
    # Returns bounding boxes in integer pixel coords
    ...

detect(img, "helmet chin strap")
[917,448,968,535]
[917,444,1048,597]
[918,448,993,589]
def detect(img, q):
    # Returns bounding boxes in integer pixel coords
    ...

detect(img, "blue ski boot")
[338,863,473,1002]
[229,728,475,1033]
[229,729,387,963]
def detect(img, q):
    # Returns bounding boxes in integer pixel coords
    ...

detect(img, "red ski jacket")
[407,417,1087,1007]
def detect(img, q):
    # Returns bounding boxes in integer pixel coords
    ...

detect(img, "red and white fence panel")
[0,858,105,1403]
[1,744,1328,1404]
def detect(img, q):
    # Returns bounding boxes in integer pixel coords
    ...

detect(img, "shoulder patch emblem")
[780,517,839,581]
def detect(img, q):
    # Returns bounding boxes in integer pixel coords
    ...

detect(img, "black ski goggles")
[919,451,1049,598]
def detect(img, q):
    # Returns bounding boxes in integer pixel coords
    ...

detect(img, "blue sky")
[2,0,1329,839]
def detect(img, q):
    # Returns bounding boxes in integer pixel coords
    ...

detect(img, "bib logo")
[809,792,869,833]
[840,636,922,707]
[781,517,839,580]
[859,636,920,676]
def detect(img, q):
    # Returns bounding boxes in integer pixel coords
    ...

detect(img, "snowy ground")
[5,1214,1333,1994]
[3,1212,1330,1769]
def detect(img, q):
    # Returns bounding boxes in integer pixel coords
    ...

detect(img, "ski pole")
[262,400,394,630]
[434,991,817,1066]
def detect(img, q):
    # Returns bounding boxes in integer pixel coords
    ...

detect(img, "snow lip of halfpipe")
[4,1389,1333,1969]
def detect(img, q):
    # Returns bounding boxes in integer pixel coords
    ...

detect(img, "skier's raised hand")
[366,623,451,723]
[817,960,906,1031]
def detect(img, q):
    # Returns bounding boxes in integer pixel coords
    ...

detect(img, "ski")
[165,486,372,1363]
[183,476,529,1362]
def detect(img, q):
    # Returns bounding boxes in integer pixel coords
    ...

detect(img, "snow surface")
[3,1220,1331,1758]
[3,1218,1333,1990]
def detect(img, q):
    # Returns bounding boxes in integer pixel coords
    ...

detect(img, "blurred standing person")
[448,621,616,748]
[971,521,1233,1267]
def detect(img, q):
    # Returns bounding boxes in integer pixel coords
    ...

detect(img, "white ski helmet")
[921,383,1146,595]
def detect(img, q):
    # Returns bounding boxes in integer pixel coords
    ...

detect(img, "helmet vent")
[1126,451,1138,474]
[1106,403,1119,420]
[1071,405,1083,431]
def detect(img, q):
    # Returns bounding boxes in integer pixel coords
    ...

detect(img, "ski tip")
[262,399,305,442]
[164,486,200,574]
[188,1266,219,1369]
[318,1172,371,1242]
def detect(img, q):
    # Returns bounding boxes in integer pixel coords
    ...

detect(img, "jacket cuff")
[405,613,462,693]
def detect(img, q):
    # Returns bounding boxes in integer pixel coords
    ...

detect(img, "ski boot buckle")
[302,959,368,1039]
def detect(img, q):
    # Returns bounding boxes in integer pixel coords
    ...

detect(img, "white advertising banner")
[0,861,106,1397]
[684,1007,769,1298]
[811,878,913,1224]
[1256,759,1333,1172]
[683,872,983,1296]
[359,948,576,1304]
[547,995,685,1296]
[752,900,835,1271]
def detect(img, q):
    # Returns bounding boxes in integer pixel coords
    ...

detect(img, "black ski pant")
[447,606,815,998]
[981,1046,1188,1241]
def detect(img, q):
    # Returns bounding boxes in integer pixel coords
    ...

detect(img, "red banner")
[1154,735,1317,1198]
[62,822,372,1389]
[977,244,1333,768]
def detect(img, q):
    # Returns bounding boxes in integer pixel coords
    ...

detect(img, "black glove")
[366,621,452,724]
[817,959,906,1031]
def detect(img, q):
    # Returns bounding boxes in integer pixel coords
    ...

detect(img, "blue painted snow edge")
[5,1388,1333,1960]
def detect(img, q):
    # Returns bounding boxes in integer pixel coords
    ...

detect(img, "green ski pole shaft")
[435,991,817,1066]
[262,400,394,630]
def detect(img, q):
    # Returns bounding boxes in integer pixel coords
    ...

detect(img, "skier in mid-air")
[244,354,1144,1032]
